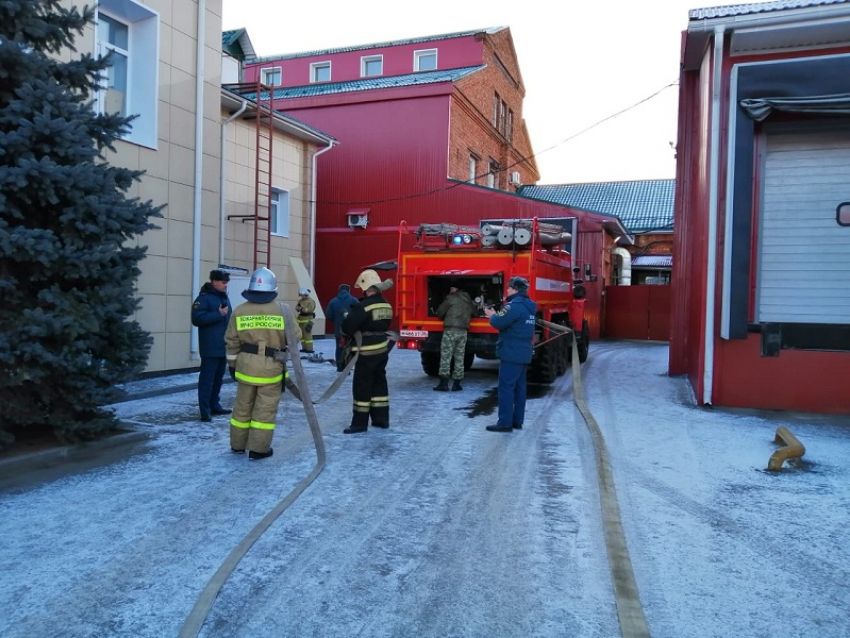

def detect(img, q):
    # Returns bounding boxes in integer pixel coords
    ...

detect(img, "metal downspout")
[190,0,207,359]
[220,100,248,263]
[309,143,335,278]
[702,26,724,405]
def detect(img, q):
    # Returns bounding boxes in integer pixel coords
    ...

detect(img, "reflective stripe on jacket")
[225,301,301,385]
[341,293,393,355]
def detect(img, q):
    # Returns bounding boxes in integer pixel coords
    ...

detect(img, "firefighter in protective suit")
[341,269,394,434]
[295,288,316,353]
[225,267,301,460]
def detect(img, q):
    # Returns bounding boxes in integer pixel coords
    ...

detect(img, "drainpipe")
[190,0,207,360]
[702,26,724,405]
[309,143,335,278]
[220,99,248,263]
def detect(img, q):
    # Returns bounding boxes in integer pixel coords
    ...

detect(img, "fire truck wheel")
[554,322,569,376]
[421,351,441,377]
[577,320,590,363]
[530,343,556,384]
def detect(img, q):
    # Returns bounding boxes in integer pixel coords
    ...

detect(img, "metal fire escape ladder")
[225,80,275,269]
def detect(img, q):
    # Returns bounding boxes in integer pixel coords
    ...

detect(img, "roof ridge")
[252,26,506,64]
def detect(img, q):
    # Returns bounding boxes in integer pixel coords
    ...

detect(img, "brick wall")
[449,30,539,190]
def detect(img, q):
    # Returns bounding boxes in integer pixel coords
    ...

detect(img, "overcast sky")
[222,0,725,185]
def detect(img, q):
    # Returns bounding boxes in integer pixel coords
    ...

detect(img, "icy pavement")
[1,340,848,638]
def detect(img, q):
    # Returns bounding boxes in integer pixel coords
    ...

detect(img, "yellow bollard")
[768,426,806,471]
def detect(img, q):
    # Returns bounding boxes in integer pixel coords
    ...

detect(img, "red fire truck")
[394,219,590,383]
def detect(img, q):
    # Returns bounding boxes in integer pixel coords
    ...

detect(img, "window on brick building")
[468,155,479,183]
[310,61,331,83]
[493,92,500,129]
[506,109,513,141]
[414,49,437,72]
[361,55,383,77]
[500,100,508,136]
[487,159,499,188]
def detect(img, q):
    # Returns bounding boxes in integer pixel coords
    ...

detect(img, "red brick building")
[242,28,625,337]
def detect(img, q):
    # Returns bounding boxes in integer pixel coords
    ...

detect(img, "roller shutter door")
[757,127,850,324]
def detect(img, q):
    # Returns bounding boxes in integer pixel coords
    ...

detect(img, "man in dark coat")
[325,283,359,371]
[191,269,233,422]
[483,276,536,432]
[341,269,394,434]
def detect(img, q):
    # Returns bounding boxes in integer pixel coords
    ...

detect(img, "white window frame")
[261,66,282,86]
[468,155,477,183]
[310,61,331,83]
[95,0,159,149]
[361,55,383,77]
[414,48,437,72]
[270,188,290,237]
[487,159,499,188]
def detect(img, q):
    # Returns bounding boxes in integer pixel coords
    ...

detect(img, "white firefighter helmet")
[299,288,311,296]
[354,269,382,290]
[247,267,278,292]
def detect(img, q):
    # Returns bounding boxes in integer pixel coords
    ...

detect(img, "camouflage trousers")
[439,327,468,380]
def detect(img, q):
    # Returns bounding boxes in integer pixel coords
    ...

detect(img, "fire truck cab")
[395,219,589,384]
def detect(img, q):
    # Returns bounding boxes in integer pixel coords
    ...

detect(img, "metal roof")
[631,254,673,268]
[689,0,850,20]
[518,179,675,234]
[252,27,506,64]
[221,28,256,60]
[221,87,336,144]
[268,66,485,100]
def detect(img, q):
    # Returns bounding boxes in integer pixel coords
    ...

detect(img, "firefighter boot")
[451,379,463,391]
[433,377,450,392]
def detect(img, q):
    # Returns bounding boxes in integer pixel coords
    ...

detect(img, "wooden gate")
[604,285,671,341]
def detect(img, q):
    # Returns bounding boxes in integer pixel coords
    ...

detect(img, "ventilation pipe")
[702,26,725,406]
[613,247,632,285]
[309,143,335,278]
[190,0,207,360]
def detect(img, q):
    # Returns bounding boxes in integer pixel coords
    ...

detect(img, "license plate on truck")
[400,330,428,338]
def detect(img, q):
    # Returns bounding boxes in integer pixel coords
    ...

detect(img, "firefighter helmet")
[247,267,278,292]
[354,269,382,290]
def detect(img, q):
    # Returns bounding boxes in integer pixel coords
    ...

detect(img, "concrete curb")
[0,429,153,479]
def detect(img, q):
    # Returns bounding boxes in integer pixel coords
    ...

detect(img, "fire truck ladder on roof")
[225,80,275,270]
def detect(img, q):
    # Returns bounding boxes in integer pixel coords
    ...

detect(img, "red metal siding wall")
[715,337,850,413]
[604,286,671,340]
[670,51,713,400]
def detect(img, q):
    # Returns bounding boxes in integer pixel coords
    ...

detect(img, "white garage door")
[757,126,850,324]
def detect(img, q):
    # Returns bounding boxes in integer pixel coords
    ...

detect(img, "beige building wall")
[68,0,228,372]
[221,114,317,313]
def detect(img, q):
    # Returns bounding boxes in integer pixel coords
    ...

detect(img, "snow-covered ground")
[1,340,847,638]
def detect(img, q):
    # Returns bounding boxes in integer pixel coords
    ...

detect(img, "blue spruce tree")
[0,1,162,446]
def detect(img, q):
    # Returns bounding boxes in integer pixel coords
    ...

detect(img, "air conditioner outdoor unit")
[347,212,369,228]
[509,171,521,185]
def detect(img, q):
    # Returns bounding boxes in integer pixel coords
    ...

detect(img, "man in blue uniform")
[325,283,359,371]
[483,276,536,432]
[191,269,233,422]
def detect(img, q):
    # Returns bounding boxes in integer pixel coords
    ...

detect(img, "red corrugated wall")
[669,47,712,400]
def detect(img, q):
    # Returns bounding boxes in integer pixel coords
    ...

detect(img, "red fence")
[604,285,671,341]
